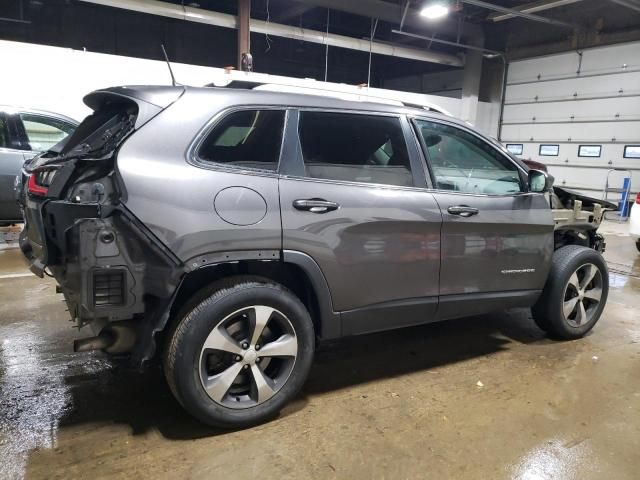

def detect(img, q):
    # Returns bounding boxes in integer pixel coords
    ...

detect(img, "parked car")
[20,86,611,428]
[0,106,76,225]
[630,193,640,252]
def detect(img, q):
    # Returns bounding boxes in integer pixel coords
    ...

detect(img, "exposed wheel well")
[168,260,322,336]
[554,227,601,251]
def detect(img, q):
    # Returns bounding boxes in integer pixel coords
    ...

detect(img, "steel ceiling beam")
[392,29,502,55]
[487,0,585,22]
[78,0,464,66]
[460,0,577,28]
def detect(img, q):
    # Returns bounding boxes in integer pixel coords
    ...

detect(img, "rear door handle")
[293,198,340,214]
[447,205,479,217]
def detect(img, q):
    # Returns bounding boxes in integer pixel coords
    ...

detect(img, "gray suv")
[20,86,609,428]
[0,106,76,224]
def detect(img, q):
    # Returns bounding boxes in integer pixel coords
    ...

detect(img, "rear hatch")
[20,86,184,275]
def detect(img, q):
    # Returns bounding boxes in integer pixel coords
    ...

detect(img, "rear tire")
[163,279,314,428]
[636,240,640,253]
[532,245,608,339]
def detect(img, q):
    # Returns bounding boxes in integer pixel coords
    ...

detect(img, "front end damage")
[20,87,185,364]
[551,186,616,252]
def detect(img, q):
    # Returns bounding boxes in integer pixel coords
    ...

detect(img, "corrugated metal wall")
[501,41,640,197]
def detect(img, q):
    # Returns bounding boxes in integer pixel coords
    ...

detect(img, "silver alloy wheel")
[198,306,298,409]
[562,263,603,328]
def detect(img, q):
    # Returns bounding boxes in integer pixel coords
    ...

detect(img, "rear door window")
[19,114,75,152]
[297,111,413,187]
[197,109,285,171]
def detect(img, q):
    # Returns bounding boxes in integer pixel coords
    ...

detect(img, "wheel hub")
[198,305,298,409]
[243,348,258,365]
[562,262,603,328]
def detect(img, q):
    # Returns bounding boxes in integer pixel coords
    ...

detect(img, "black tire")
[532,245,608,339]
[163,278,314,428]
[636,240,640,253]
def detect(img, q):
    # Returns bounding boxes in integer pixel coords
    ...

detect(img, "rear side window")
[198,109,285,171]
[20,114,75,152]
[298,111,413,187]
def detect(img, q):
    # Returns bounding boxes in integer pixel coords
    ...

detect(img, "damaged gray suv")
[20,85,610,427]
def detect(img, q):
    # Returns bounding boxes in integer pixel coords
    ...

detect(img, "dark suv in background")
[20,86,609,427]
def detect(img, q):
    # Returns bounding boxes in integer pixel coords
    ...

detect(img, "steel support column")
[237,0,250,70]
[460,38,484,126]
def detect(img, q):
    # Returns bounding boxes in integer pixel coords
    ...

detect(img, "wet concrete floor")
[0,228,639,479]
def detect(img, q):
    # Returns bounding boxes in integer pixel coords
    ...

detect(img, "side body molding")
[282,250,341,340]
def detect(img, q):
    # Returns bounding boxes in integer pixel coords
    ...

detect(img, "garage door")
[500,41,640,198]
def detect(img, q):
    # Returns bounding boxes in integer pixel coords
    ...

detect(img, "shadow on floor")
[55,308,545,440]
[306,309,544,394]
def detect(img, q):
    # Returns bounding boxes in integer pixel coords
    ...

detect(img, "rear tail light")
[27,169,57,197]
[27,174,48,196]
[636,193,640,204]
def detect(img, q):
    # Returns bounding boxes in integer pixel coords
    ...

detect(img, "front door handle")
[447,205,479,217]
[293,198,340,214]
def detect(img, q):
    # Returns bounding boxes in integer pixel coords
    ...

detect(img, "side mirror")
[528,169,551,193]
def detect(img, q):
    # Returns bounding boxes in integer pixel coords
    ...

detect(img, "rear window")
[197,109,285,171]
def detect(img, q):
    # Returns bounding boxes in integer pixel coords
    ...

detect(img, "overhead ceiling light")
[420,3,449,20]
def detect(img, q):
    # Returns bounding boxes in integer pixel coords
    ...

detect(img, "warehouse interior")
[0,0,639,479]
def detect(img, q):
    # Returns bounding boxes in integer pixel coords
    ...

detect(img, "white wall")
[0,40,216,121]
[0,39,499,136]
[500,41,640,196]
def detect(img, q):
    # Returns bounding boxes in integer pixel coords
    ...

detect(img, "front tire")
[636,239,640,253]
[532,245,608,339]
[164,279,315,428]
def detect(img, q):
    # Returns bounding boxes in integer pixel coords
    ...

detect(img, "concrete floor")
[0,225,639,480]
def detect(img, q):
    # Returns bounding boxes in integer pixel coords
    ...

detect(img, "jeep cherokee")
[20,85,610,427]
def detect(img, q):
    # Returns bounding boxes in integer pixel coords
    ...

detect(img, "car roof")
[97,84,466,127]
[0,105,78,125]
[185,85,459,122]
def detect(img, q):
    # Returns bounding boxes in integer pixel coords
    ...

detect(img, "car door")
[279,109,442,336]
[0,112,75,222]
[412,118,554,320]
[0,113,28,222]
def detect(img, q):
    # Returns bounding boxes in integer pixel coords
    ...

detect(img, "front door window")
[414,119,523,195]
